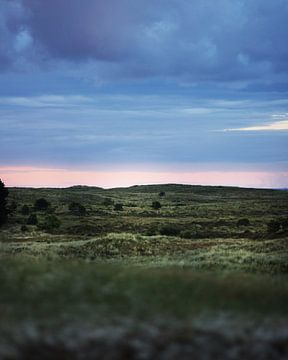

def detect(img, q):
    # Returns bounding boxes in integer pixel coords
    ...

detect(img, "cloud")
[224,120,288,132]
[0,0,287,87]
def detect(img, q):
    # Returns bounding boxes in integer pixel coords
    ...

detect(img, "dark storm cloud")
[1,0,288,85]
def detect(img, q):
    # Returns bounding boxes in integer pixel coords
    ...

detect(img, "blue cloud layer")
[1,0,288,87]
[0,0,288,177]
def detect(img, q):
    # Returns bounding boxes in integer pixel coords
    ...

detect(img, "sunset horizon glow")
[1,166,287,189]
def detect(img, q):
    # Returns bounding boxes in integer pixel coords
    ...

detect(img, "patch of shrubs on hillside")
[37,215,61,233]
[114,203,123,211]
[34,198,50,211]
[159,223,181,236]
[267,218,288,236]
[68,202,86,216]
[237,218,250,227]
[26,214,38,225]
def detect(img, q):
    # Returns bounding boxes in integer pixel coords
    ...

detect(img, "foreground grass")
[1,257,288,324]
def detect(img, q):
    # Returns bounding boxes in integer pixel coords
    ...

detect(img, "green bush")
[68,202,86,216]
[26,214,38,225]
[159,224,181,236]
[34,198,50,211]
[21,204,30,215]
[102,198,114,206]
[114,203,123,211]
[21,225,28,232]
[267,220,281,233]
[237,218,250,227]
[152,201,161,210]
[180,230,194,239]
[38,215,61,232]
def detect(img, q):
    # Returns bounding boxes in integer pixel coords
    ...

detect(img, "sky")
[0,0,288,188]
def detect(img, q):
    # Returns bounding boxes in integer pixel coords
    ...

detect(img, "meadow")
[0,184,288,359]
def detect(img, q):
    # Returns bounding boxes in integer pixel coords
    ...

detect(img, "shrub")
[159,191,166,197]
[26,214,38,225]
[8,201,17,214]
[21,225,28,232]
[38,215,61,232]
[34,198,50,211]
[237,218,250,227]
[180,230,194,239]
[102,198,114,206]
[159,224,181,236]
[68,202,86,216]
[152,201,161,210]
[267,220,281,233]
[0,179,9,226]
[21,204,30,215]
[114,203,123,211]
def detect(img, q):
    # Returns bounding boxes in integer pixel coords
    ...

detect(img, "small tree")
[0,179,9,227]
[34,198,50,211]
[152,201,161,210]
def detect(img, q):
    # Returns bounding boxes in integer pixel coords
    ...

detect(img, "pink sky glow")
[0,166,287,189]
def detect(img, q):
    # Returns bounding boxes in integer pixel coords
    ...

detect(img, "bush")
[152,201,161,210]
[159,191,166,197]
[26,214,38,225]
[34,198,50,211]
[159,224,181,236]
[102,198,114,206]
[21,204,30,215]
[68,202,86,216]
[38,215,61,232]
[267,220,281,233]
[21,225,28,232]
[114,203,123,211]
[8,201,17,214]
[180,230,194,239]
[237,218,250,227]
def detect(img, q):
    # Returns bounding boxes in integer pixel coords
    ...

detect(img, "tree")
[0,179,9,227]
[34,198,50,211]
[152,201,161,210]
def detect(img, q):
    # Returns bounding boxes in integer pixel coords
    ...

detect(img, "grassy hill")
[0,184,288,358]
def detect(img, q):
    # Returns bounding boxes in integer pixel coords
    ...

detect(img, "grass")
[1,258,288,324]
[1,184,288,358]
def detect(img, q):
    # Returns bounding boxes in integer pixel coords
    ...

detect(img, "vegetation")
[34,198,50,211]
[0,184,288,358]
[0,179,9,226]
[151,200,161,210]
[68,201,86,216]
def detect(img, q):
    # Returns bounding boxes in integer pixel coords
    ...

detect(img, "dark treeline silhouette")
[0,179,9,226]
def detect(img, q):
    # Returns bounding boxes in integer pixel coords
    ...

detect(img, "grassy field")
[1,184,288,358]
